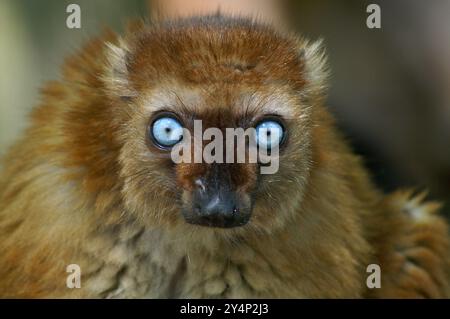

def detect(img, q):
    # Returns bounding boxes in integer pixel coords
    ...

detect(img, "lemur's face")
[105,19,327,235]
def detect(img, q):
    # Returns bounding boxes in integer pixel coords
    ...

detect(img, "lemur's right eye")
[150,114,183,148]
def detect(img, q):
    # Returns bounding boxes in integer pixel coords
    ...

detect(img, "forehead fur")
[140,83,300,122]
[105,16,328,103]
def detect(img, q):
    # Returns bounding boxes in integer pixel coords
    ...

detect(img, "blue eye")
[150,116,183,148]
[255,120,285,150]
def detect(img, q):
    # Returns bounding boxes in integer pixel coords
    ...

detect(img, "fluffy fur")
[0,16,449,298]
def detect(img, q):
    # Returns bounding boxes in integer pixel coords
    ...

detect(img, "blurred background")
[1,0,449,217]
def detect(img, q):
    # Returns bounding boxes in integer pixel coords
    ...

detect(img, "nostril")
[194,179,206,192]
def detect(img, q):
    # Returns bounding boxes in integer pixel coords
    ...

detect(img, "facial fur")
[98,17,327,237]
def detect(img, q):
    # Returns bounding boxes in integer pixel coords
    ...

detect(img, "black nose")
[187,185,250,228]
[199,194,238,227]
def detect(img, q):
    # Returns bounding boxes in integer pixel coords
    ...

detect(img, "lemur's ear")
[299,38,329,103]
[103,38,136,100]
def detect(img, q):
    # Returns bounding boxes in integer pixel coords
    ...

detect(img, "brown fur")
[0,16,449,298]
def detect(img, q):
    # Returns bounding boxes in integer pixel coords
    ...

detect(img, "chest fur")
[81,228,364,298]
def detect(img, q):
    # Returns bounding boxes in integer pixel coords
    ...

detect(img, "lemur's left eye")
[255,119,285,150]
[150,115,183,148]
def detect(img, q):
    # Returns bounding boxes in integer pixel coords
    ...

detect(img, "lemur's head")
[103,16,328,236]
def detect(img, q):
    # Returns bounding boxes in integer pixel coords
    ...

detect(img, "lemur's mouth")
[183,204,251,228]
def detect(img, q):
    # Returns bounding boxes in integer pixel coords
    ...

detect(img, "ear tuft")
[300,38,329,102]
[103,39,136,99]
